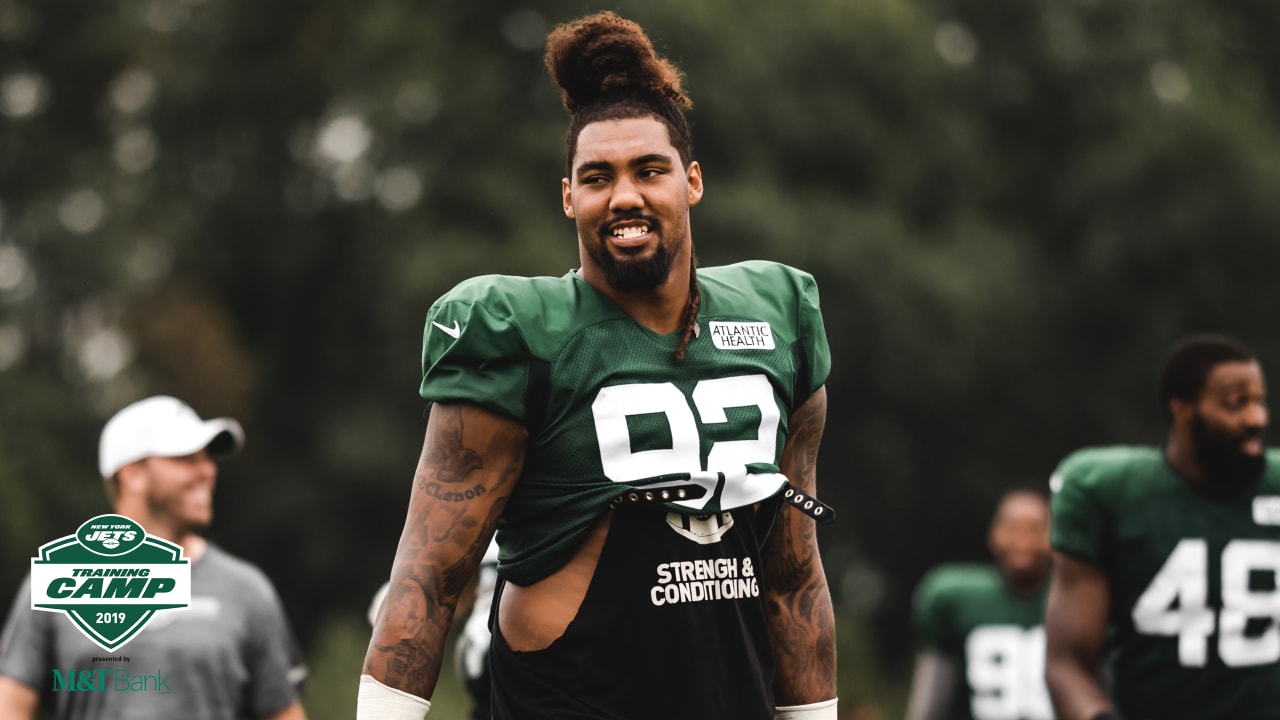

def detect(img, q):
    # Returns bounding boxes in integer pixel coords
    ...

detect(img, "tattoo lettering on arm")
[364,403,527,699]
[419,481,487,502]
[764,386,837,705]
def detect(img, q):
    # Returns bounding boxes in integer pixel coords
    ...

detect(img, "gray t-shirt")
[0,544,305,720]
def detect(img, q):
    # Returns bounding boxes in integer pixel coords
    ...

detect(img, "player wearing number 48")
[1045,334,1280,720]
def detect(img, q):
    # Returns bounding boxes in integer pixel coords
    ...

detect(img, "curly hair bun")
[544,11,690,114]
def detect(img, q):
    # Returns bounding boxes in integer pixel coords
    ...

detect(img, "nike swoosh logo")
[432,320,461,339]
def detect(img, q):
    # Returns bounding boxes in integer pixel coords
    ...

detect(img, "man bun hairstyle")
[545,11,694,174]
[1158,333,1257,421]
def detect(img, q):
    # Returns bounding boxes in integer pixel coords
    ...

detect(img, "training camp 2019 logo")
[29,514,190,652]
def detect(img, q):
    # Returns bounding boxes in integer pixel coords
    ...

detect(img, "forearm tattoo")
[766,390,837,703]
[364,404,526,697]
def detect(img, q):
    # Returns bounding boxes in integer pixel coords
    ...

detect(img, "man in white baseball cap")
[98,394,245,481]
[0,395,310,720]
[96,395,246,557]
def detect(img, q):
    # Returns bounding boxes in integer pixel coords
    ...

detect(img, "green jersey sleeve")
[1050,449,1113,566]
[913,567,957,654]
[797,268,830,399]
[419,276,532,423]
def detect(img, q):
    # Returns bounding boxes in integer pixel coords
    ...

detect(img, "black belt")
[781,484,836,525]
[610,482,836,525]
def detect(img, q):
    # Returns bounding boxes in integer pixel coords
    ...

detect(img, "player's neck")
[612,286,689,335]
[579,253,692,335]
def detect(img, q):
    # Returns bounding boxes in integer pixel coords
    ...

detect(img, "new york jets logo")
[30,514,191,652]
[79,521,145,555]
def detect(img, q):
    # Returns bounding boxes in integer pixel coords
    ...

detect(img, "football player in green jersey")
[906,489,1054,720]
[358,11,837,720]
[1045,334,1280,720]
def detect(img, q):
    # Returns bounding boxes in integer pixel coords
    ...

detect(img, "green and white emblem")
[29,514,190,651]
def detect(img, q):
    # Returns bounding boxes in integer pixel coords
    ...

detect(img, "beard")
[585,217,674,292]
[146,480,214,533]
[1192,414,1266,490]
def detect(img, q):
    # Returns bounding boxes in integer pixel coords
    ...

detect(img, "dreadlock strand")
[674,255,701,363]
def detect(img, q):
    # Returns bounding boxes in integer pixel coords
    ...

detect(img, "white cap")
[98,395,245,479]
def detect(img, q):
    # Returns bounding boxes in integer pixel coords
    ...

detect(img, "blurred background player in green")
[1045,334,1280,720]
[905,489,1054,720]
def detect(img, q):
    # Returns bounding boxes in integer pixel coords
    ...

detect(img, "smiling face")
[563,116,703,293]
[1187,360,1268,487]
[988,491,1052,596]
[119,449,218,535]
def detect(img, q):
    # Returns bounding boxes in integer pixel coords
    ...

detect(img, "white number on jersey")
[591,374,782,511]
[966,625,1054,720]
[1132,538,1280,667]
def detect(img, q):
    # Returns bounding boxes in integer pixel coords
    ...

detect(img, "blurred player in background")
[0,395,308,720]
[905,489,1054,720]
[1045,334,1280,720]
[358,9,836,720]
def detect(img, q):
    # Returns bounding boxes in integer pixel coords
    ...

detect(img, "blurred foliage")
[4,0,1280,717]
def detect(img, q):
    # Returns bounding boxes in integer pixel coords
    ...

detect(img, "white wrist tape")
[357,674,431,720]
[775,697,838,719]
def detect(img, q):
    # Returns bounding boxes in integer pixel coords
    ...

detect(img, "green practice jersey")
[1051,446,1280,719]
[914,564,1053,720]
[419,261,830,586]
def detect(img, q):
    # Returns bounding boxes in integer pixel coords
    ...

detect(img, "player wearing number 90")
[906,490,1054,720]
[1045,334,1280,720]
[359,10,837,720]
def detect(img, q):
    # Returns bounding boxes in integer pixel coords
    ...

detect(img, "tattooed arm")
[362,402,528,702]
[763,386,837,707]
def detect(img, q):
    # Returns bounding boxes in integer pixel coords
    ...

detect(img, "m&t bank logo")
[51,668,170,694]
[30,514,190,651]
